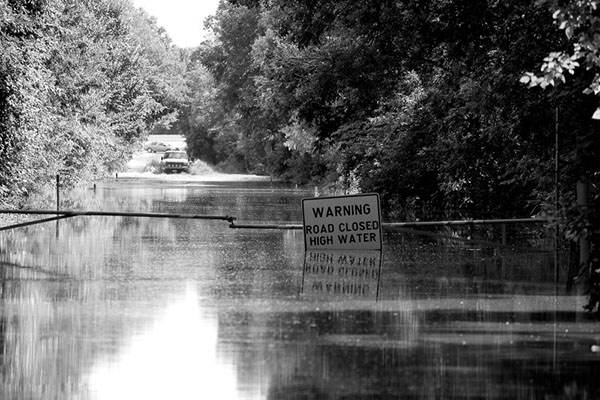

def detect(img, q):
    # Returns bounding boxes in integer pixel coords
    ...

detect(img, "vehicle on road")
[145,142,171,153]
[160,150,191,174]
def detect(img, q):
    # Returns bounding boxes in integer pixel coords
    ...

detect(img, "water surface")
[0,178,598,400]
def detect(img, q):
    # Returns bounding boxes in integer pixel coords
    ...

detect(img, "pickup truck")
[160,150,191,174]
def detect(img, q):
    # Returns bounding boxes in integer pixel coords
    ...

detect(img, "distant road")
[126,152,158,173]
[126,135,186,172]
[123,134,270,182]
[146,134,186,150]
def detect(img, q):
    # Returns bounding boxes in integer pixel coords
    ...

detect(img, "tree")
[0,0,53,198]
[195,0,595,230]
[195,2,293,174]
[521,0,600,118]
[0,0,188,206]
[520,0,600,314]
[248,0,569,219]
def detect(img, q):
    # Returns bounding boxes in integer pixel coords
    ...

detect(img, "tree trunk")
[577,179,590,275]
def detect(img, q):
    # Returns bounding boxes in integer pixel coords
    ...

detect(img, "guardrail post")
[56,175,60,211]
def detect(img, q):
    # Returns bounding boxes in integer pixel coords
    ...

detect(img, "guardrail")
[0,209,548,232]
[0,209,235,232]
[0,208,549,249]
[227,218,548,230]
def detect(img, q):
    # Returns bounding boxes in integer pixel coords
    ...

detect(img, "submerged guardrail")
[227,218,549,230]
[0,208,549,249]
[0,209,235,232]
[0,209,548,231]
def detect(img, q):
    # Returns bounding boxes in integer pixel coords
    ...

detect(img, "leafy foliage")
[0,0,186,204]
[521,0,600,119]
[522,0,600,250]
[193,0,579,219]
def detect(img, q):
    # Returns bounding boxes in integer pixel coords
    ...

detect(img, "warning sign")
[302,193,382,250]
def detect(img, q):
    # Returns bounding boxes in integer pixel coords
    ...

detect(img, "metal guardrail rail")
[228,218,549,230]
[0,209,235,232]
[0,209,549,243]
[0,209,548,231]
[0,209,552,251]
[226,218,550,250]
[230,223,303,230]
[383,218,549,227]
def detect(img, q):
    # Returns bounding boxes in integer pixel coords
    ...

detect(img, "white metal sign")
[302,193,382,250]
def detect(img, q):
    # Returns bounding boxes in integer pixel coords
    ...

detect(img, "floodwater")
[0,177,598,400]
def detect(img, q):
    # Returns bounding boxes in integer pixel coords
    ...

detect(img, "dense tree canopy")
[0,0,186,200]
[187,0,599,224]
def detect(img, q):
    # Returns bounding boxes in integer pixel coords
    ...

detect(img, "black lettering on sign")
[312,203,372,219]
[310,236,334,247]
[337,233,375,244]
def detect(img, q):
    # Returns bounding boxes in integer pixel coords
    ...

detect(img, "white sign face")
[302,193,382,250]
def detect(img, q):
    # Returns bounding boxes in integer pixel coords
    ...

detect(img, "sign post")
[302,193,382,250]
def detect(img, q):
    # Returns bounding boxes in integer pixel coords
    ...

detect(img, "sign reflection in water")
[302,250,382,301]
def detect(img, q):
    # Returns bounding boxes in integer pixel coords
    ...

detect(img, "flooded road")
[0,176,599,399]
